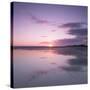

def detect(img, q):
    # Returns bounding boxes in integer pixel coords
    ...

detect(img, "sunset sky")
[12,2,87,46]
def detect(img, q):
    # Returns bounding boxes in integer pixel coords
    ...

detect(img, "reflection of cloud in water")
[40,57,48,59]
[28,46,87,82]
[29,68,57,82]
[59,66,83,72]
[50,62,57,65]
[53,46,87,72]
[13,46,87,87]
[69,58,87,66]
[29,70,48,82]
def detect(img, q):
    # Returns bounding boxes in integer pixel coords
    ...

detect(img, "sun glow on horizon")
[48,44,53,47]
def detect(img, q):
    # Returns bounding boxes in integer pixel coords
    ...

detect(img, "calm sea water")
[13,47,87,88]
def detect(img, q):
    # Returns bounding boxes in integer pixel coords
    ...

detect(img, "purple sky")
[12,2,87,46]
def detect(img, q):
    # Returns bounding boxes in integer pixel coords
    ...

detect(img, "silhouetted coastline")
[12,45,87,50]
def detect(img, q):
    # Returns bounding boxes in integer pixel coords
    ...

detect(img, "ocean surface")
[13,46,87,88]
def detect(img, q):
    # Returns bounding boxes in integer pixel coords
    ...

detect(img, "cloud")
[40,41,50,45]
[51,30,56,32]
[68,28,87,37]
[40,36,48,38]
[53,22,87,46]
[53,38,86,46]
[30,13,49,24]
[58,22,87,28]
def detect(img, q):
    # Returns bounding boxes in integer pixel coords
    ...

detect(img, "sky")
[12,2,87,46]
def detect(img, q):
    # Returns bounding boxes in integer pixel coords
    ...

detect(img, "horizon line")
[12,44,87,47]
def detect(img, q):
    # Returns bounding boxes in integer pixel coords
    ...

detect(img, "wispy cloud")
[40,36,48,38]
[51,30,56,32]
[40,41,51,45]
[30,13,49,24]
[58,22,87,28]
